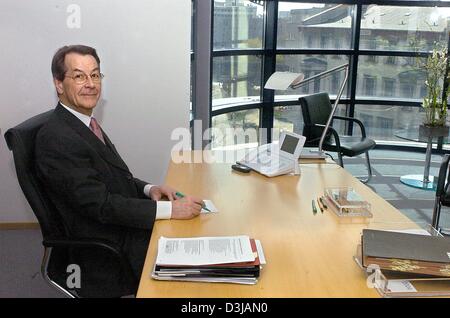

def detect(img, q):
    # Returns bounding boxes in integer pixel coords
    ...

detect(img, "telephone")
[237,131,306,177]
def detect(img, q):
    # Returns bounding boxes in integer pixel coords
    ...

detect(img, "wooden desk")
[137,153,419,298]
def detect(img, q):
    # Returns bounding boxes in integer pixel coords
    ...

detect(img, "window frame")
[205,0,450,151]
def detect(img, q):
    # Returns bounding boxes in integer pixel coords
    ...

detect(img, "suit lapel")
[102,131,121,158]
[54,104,130,173]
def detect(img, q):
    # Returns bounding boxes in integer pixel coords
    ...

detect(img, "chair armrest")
[332,115,367,137]
[436,154,450,197]
[43,237,135,280]
[314,123,342,149]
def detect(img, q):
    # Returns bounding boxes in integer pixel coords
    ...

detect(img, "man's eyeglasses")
[65,72,104,84]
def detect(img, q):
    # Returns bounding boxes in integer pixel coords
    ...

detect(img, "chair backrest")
[4,110,66,239]
[299,92,332,144]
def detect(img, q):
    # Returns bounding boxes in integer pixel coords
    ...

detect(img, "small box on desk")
[323,187,372,220]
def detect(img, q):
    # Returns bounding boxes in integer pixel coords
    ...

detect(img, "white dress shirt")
[60,102,172,219]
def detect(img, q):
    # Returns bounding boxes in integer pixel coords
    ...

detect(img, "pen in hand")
[176,191,211,212]
[311,199,317,215]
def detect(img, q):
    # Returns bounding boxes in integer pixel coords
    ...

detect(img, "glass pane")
[356,56,427,101]
[277,2,354,49]
[354,105,428,143]
[273,106,304,141]
[275,55,349,101]
[213,0,264,50]
[272,104,348,141]
[212,55,262,108]
[211,109,260,148]
[360,5,450,52]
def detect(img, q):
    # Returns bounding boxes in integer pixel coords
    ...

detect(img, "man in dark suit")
[35,45,203,297]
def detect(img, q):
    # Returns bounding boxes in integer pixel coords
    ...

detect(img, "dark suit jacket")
[35,103,156,297]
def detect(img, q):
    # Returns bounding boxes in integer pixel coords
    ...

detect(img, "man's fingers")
[191,197,204,205]
[166,191,176,201]
[192,202,203,211]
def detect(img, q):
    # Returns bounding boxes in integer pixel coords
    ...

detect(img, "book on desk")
[361,229,450,278]
[151,235,265,285]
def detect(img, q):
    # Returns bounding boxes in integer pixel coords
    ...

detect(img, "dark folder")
[362,229,450,277]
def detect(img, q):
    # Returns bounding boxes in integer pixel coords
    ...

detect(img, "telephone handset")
[237,132,306,177]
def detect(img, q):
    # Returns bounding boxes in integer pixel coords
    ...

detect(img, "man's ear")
[54,78,64,95]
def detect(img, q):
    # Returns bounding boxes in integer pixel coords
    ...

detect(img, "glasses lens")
[91,73,104,82]
[73,74,87,84]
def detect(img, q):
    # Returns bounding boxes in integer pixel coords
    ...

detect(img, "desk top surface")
[137,153,419,298]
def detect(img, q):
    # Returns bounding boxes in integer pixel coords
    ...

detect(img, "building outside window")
[382,77,396,97]
[207,1,450,149]
[363,75,377,97]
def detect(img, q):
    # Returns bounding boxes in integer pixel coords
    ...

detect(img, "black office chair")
[432,154,450,236]
[299,92,376,183]
[4,111,136,298]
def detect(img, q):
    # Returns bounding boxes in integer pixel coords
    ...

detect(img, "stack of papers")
[361,229,450,277]
[151,235,265,285]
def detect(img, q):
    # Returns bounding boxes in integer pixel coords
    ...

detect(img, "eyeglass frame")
[64,71,105,84]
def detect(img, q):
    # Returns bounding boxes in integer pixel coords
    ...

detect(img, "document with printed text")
[156,235,255,266]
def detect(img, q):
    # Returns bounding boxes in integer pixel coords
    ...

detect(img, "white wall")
[0,0,191,222]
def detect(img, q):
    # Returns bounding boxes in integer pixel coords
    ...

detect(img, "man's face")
[54,53,101,116]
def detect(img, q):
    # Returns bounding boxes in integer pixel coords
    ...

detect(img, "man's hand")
[171,196,203,219]
[149,185,177,201]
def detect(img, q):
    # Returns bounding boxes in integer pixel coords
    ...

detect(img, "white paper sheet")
[201,200,218,214]
[387,229,431,236]
[156,235,255,266]
[386,280,417,293]
[255,240,266,265]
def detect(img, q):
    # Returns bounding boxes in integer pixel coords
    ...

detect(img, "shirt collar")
[59,102,92,128]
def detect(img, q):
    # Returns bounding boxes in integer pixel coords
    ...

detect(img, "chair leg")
[431,197,442,232]
[41,247,77,298]
[337,152,344,167]
[360,151,373,184]
[338,151,372,183]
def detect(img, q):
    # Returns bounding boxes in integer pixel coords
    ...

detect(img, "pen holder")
[323,187,372,221]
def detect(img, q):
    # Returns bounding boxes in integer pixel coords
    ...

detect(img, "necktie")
[89,117,105,144]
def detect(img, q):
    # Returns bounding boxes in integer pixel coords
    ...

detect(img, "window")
[377,117,394,138]
[277,2,354,49]
[400,82,415,98]
[275,55,350,100]
[207,1,450,149]
[211,109,260,148]
[354,105,425,142]
[359,5,450,52]
[307,35,313,48]
[213,0,264,50]
[382,78,395,97]
[212,55,262,107]
[359,113,374,136]
[331,72,341,92]
[320,35,329,48]
[356,56,427,100]
[363,75,376,96]
[386,56,396,65]
[273,106,304,140]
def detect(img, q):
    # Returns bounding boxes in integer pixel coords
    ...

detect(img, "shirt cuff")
[143,184,154,198]
[156,201,172,220]
[144,184,172,219]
